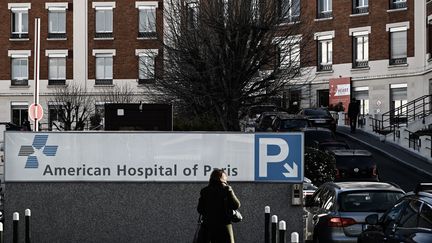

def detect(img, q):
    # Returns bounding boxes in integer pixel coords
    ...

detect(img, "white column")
[73,0,88,90]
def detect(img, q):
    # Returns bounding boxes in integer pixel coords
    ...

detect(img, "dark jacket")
[348,100,360,118]
[197,181,241,243]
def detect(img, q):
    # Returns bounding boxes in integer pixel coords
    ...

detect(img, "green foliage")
[305,147,336,186]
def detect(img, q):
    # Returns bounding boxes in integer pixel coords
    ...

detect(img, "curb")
[336,130,432,178]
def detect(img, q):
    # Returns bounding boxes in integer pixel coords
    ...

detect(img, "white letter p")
[259,138,289,177]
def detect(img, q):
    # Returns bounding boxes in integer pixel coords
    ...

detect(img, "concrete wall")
[4,182,304,242]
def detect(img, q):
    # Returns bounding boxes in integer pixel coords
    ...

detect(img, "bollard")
[265,206,270,243]
[291,232,299,243]
[25,209,31,243]
[13,212,19,243]
[0,222,3,243]
[279,220,286,243]
[271,215,278,243]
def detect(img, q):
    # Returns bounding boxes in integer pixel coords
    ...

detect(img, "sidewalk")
[336,126,432,177]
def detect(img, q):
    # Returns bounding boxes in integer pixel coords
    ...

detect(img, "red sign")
[28,103,44,121]
[329,77,351,112]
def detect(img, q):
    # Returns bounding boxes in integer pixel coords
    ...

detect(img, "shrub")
[304,147,336,186]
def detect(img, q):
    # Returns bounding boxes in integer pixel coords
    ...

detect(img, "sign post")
[33,18,41,131]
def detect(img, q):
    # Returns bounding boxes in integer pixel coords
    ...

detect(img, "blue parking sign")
[254,133,304,182]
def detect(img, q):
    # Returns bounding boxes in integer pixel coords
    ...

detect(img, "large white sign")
[5,132,303,182]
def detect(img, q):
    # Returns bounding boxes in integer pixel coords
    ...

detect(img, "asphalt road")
[335,133,432,192]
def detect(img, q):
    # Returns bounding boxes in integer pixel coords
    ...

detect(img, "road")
[335,133,432,192]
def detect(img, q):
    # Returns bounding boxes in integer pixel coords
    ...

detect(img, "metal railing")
[353,6,368,14]
[317,64,332,72]
[317,11,332,19]
[390,1,407,9]
[354,61,369,68]
[404,129,421,151]
[370,94,432,140]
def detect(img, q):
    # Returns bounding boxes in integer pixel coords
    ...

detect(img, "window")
[48,104,64,131]
[187,2,198,29]
[96,55,113,85]
[279,41,300,69]
[419,203,432,229]
[382,200,408,226]
[48,57,66,85]
[137,49,158,84]
[48,8,66,39]
[11,57,28,86]
[95,8,113,38]
[390,29,407,65]
[318,39,332,71]
[390,0,407,10]
[354,87,369,115]
[353,34,369,68]
[11,8,29,39]
[390,84,407,123]
[11,102,29,126]
[281,0,300,23]
[399,200,421,228]
[318,0,332,19]
[353,0,368,14]
[138,6,156,38]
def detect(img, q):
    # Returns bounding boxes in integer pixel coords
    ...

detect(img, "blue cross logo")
[18,135,58,169]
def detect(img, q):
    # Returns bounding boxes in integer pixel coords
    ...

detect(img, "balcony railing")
[390,1,407,9]
[353,6,368,14]
[317,11,332,19]
[354,60,369,68]
[48,33,66,39]
[10,33,29,39]
[317,64,332,72]
[95,32,113,39]
[48,79,66,86]
[390,57,407,65]
[11,79,28,86]
[138,31,157,38]
[95,79,113,85]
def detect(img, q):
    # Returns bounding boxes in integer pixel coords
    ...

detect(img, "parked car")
[358,183,432,243]
[299,108,337,132]
[318,140,350,152]
[240,105,285,132]
[304,181,405,243]
[329,149,379,181]
[255,111,288,132]
[303,127,336,148]
[271,114,311,132]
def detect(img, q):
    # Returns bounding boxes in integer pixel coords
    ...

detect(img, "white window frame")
[11,57,28,81]
[319,39,333,65]
[9,50,31,82]
[138,6,156,34]
[319,0,332,13]
[282,0,300,22]
[136,49,158,80]
[353,33,369,62]
[11,8,29,35]
[48,8,66,34]
[278,36,301,69]
[93,3,115,35]
[356,0,368,7]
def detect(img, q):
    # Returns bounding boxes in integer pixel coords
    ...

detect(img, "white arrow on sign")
[283,162,298,178]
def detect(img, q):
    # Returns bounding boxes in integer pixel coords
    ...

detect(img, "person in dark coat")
[348,98,360,133]
[197,169,241,243]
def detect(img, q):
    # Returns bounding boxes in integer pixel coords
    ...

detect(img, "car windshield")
[281,119,308,130]
[304,109,331,116]
[339,191,404,212]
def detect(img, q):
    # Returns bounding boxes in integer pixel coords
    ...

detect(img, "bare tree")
[147,0,314,131]
[47,84,94,131]
[97,83,140,104]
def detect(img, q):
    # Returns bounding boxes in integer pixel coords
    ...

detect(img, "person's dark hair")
[209,168,225,185]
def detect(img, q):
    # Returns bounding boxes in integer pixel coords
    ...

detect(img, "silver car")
[304,181,405,243]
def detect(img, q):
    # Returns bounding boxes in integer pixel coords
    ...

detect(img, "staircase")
[369,94,432,160]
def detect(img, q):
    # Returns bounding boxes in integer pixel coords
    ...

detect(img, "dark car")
[255,111,288,132]
[299,108,337,132]
[271,114,311,132]
[241,105,285,132]
[318,140,350,152]
[358,183,432,243]
[304,181,405,243]
[330,149,379,181]
[303,127,336,148]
